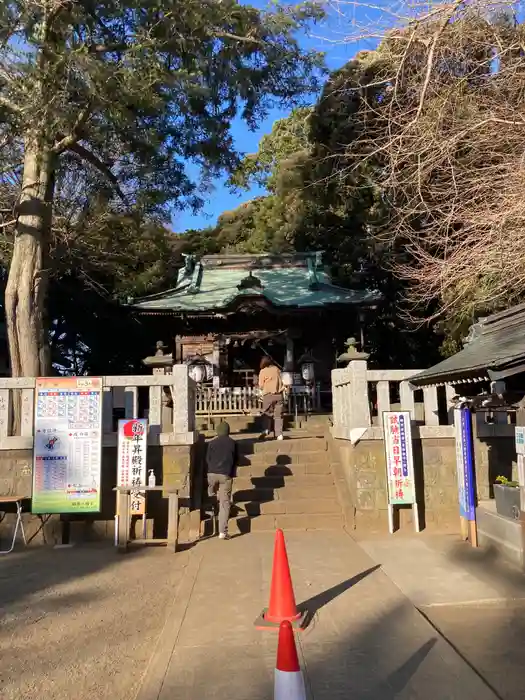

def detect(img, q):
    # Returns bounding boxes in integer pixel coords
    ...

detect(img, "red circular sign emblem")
[123,420,145,438]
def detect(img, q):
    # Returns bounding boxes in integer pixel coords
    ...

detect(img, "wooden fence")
[195,384,322,416]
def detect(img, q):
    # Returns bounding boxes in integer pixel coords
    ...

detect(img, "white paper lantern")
[301,363,315,383]
[189,364,206,383]
[281,371,293,387]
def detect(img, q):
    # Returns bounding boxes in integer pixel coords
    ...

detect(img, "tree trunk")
[5,135,55,378]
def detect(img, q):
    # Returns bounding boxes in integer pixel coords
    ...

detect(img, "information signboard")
[32,377,102,514]
[117,418,148,515]
[382,411,419,533]
[383,411,416,505]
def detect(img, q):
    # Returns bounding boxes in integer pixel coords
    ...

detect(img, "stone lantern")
[336,337,369,366]
[142,340,174,375]
[142,341,174,431]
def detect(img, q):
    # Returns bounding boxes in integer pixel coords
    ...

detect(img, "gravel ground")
[0,545,188,700]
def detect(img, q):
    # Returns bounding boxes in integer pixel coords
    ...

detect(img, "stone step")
[228,513,344,533]
[232,484,337,503]
[236,437,327,455]
[235,498,341,517]
[239,450,329,467]
[232,475,335,491]
[236,461,331,477]
[294,415,331,427]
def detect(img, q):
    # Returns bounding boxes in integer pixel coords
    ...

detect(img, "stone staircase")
[213,430,344,534]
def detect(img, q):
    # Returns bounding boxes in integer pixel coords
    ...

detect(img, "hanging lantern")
[297,350,317,385]
[188,363,206,384]
[281,371,294,387]
[301,362,315,383]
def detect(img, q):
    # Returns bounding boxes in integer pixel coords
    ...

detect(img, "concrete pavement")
[359,537,525,607]
[136,531,499,700]
[360,534,525,700]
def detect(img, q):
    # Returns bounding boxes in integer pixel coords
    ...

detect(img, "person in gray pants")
[206,421,238,540]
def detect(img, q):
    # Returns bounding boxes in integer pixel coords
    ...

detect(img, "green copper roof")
[131,253,380,314]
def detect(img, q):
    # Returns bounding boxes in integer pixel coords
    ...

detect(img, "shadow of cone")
[274,621,306,700]
[254,529,307,630]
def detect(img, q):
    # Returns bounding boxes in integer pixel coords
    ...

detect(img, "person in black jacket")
[206,421,238,540]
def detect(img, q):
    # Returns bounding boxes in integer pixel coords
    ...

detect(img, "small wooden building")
[410,303,525,391]
[130,252,379,413]
[410,303,525,566]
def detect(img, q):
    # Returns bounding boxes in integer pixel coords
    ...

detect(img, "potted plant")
[494,476,521,520]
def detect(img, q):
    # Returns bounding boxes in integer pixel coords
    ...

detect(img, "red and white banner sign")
[117,418,147,515]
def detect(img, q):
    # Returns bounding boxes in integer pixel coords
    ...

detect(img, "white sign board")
[383,411,416,505]
[382,411,419,533]
[117,419,148,515]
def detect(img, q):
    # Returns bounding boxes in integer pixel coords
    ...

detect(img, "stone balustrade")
[332,360,513,443]
[331,359,516,533]
[0,366,201,546]
[0,366,197,450]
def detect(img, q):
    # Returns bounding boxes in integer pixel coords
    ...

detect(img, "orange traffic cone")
[254,529,307,630]
[274,621,306,700]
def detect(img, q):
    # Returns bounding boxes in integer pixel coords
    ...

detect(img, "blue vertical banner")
[454,407,476,521]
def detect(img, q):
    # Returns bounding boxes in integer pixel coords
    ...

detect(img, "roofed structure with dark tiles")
[410,302,525,388]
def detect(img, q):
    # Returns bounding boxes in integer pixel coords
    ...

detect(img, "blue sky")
[173,2,376,232]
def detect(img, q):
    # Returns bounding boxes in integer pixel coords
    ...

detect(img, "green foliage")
[1,0,325,215]
[0,0,325,373]
[181,53,444,368]
[229,107,313,191]
[495,476,519,488]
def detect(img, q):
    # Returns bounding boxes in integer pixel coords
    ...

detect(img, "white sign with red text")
[117,418,147,515]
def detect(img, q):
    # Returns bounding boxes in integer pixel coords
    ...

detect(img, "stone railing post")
[333,338,371,441]
[171,365,195,438]
[347,358,371,432]
[331,358,371,442]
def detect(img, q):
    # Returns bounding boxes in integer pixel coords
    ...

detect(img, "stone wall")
[336,434,515,533]
[0,443,203,546]
[475,435,517,500]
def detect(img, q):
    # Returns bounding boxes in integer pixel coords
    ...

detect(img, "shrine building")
[130,252,380,414]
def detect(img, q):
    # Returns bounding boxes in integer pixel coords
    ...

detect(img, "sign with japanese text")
[32,377,102,514]
[454,408,476,521]
[117,419,148,516]
[382,411,416,505]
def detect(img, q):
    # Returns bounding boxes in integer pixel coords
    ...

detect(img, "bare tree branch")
[52,103,92,154]
[322,0,525,324]
[67,142,125,200]
[414,0,463,121]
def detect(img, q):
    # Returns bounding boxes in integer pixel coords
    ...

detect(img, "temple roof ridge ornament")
[237,270,264,291]
[186,260,203,295]
[306,256,319,290]
[182,253,196,273]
